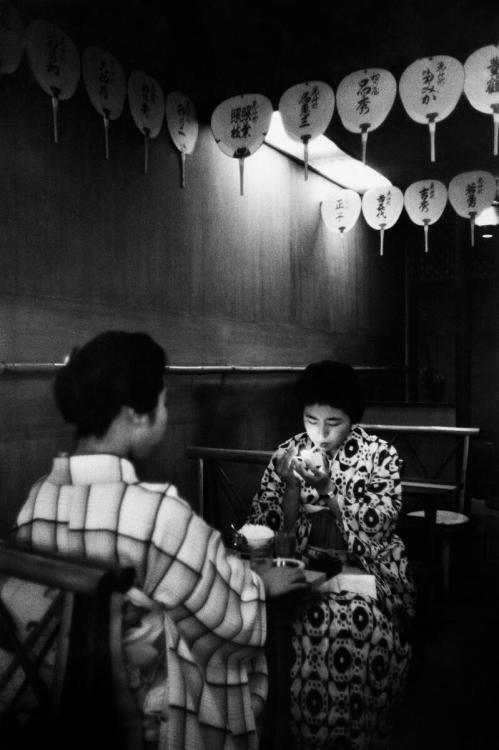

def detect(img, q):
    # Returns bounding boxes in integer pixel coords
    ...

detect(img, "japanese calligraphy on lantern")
[361,185,403,256]
[404,180,448,253]
[166,91,199,188]
[0,1,24,74]
[278,81,335,179]
[448,171,496,246]
[399,55,464,162]
[211,93,273,196]
[82,46,126,159]
[128,71,164,173]
[336,68,396,163]
[25,20,80,143]
[464,45,499,155]
[321,189,361,236]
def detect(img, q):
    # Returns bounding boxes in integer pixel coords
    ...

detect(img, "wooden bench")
[0,541,140,750]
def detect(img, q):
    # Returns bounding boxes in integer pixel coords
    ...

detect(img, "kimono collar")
[48,453,139,486]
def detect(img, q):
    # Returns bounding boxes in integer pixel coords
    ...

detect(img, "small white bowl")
[273,557,305,569]
[238,524,274,550]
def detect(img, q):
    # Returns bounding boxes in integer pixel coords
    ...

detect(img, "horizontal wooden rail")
[186,446,272,464]
[0,541,135,595]
[361,424,480,437]
[0,362,406,376]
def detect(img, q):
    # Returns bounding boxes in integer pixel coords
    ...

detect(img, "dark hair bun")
[294,360,365,423]
[54,331,166,438]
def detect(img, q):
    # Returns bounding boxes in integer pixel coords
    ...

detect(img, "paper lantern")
[336,68,396,163]
[0,1,24,74]
[165,91,199,188]
[82,46,126,159]
[361,186,404,256]
[448,171,496,246]
[128,71,165,174]
[321,189,361,237]
[399,55,464,162]
[25,20,80,143]
[404,180,447,253]
[464,44,499,156]
[211,93,273,196]
[278,81,335,180]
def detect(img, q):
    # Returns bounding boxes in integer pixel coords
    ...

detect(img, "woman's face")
[302,403,352,453]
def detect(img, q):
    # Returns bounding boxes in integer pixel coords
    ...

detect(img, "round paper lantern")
[361,186,404,256]
[128,70,165,174]
[165,91,199,188]
[25,20,80,143]
[82,46,126,159]
[321,189,361,237]
[464,44,499,156]
[448,171,496,246]
[404,180,448,253]
[211,93,273,196]
[336,68,396,163]
[278,81,335,180]
[0,1,24,75]
[399,55,464,162]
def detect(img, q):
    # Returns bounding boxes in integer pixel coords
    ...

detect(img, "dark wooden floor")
[391,500,499,749]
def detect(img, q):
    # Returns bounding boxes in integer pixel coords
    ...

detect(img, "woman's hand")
[259,566,310,598]
[275,446,301,488]
[293,458,332,495]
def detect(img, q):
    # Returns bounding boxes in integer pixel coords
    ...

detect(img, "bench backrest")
[0,541,140,750]
[186,423,480,528]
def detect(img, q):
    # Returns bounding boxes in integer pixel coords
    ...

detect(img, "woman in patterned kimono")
[249,361,416,750]
[12,331,308,750]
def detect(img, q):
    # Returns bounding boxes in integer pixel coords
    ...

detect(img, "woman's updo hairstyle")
[54,331,167,437]
[294,360,365,424]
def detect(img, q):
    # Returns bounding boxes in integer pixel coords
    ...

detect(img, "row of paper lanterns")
[0,6,497,253]
[1,8,498,165]
[321,173,497,255]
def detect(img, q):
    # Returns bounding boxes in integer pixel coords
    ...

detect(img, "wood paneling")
[0,59,405,533]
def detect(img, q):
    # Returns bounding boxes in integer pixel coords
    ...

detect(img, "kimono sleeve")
[144,489,267,660]
[247,450,286,532]
[340,440,403,563]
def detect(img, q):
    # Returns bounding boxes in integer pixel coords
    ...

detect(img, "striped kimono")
[13,454,268,750]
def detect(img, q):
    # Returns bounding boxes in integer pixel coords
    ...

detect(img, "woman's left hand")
[293,458,332,495]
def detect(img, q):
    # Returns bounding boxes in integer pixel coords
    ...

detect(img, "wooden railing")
[186,424,480,523]
[0,541,139,750]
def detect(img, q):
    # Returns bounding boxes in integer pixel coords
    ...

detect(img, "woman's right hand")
[275,446,301,488]
[259,566,310,598]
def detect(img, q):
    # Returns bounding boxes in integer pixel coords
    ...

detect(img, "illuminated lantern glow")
[278,81,335,180]
[128,70,165,174]
[399,55,464,162]
[464,44,499,156]
[82,46,126,160]
[404,180,448,252]
[336,68,396,163]
[321,188,361,238]
[165,91,199,188]
[211,93,273,196]
[448,171,496,246]
[25,19,80,143]
[361,185,404,256]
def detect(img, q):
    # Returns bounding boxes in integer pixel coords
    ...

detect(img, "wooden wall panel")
[0,59,405,532]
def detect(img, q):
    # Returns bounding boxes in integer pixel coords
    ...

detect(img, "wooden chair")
[0,540,141,750]
[361,425,480,595]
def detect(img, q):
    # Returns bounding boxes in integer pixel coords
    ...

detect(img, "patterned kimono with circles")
[249,425,416,749]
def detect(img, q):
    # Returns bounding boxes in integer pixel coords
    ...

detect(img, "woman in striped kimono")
[13,331,307,750]
[249,361,417,750]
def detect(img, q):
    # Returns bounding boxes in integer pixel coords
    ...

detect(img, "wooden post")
[454,217,472,426]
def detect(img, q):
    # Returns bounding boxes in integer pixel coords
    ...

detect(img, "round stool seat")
[407,510,469,526]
